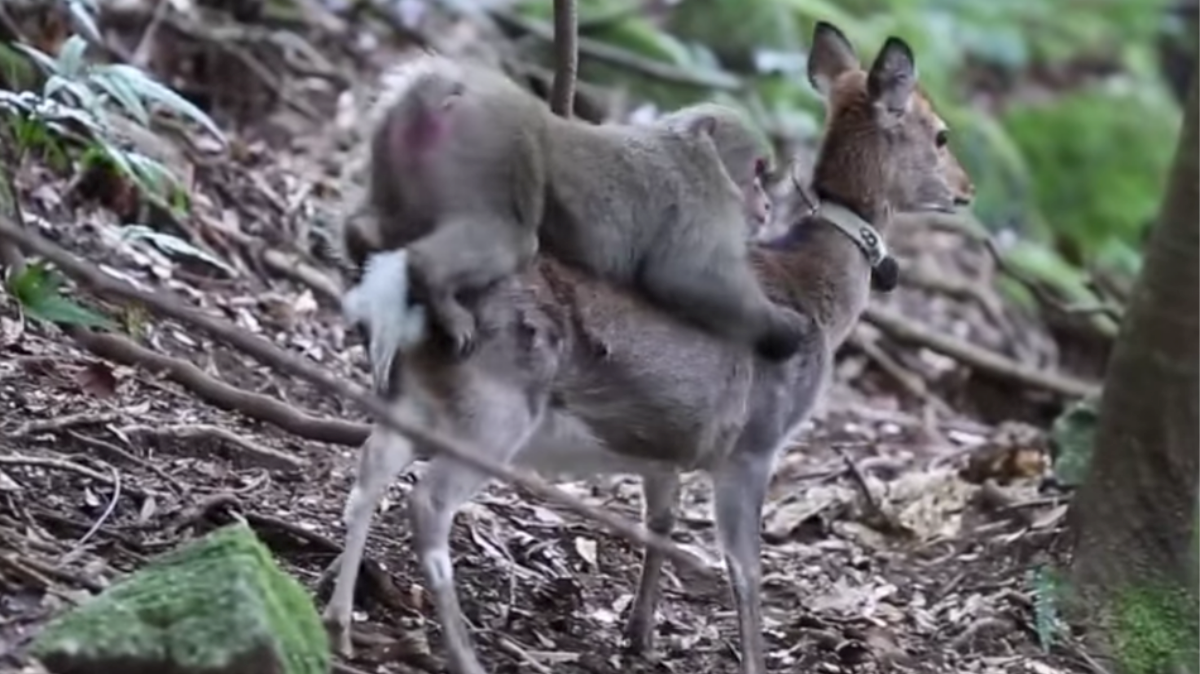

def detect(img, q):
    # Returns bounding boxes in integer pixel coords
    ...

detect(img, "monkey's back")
[365,55,552,253]
[541,118,745,280]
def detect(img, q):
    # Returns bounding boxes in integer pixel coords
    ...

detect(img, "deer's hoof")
[321,612,354,659]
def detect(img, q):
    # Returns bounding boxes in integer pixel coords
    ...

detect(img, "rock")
[31,522,330,674]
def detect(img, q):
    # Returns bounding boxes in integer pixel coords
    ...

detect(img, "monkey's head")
[805,22,976,219]
[659,102,775,228]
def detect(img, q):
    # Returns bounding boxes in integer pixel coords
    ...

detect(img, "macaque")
[657,102,774,235]
[352,59,809,361]
[360,57,551,354]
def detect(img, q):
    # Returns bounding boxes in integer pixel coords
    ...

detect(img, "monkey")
[657,102,775,234]
[357,56,551,355]
[537,103,810,360]
[347,0,809,361]
[348,60,811,361]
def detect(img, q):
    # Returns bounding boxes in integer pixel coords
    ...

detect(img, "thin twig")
[65,462,121,558]
[12,410,125,438]
[0,455,119,485]
[0,214,717,577]
[67,430,187,494]
[118,423,307,472]
[260,248,343,302]
[832,446,885,524]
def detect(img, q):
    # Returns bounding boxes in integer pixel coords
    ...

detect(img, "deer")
[323,21,975,674]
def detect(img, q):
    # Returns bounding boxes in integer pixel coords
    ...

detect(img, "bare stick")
[65,462,121,558]
[0,218,716,576]
[67,328,368,446]
[67,430,187,494]
[864,305,1098,398]
[12,410,125,438]
[550,0,578,117]
[118,423,307,471]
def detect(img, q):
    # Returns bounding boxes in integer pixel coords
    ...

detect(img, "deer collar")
[815,200,890,269]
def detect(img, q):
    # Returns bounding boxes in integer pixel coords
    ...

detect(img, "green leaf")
[67,0,103,44]
[10,43,60,75]
[94,64,226,144]
[0,44,39,87]
[5,260,116,329]
[44,74,101,118]
[6,259,60,306]
[25,293,117,329]
[55,35,89,79]
[121,225,235,276]
[89,71,151,126]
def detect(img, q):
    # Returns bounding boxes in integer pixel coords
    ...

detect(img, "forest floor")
[0,4,1103,674]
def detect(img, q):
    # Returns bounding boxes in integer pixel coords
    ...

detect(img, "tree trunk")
[1064,60,1199,673]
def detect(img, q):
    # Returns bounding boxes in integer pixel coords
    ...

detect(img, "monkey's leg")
[408,216,534,356]
[637,253,811,361]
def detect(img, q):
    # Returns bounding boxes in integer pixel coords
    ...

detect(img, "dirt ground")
[0,4,1100,674]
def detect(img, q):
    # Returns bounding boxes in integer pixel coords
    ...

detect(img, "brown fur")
[324,22,975,674]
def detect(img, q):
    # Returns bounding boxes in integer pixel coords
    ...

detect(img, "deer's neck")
[757,195,888,348]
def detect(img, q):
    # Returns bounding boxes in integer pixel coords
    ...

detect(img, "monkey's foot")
[431,301,479,358]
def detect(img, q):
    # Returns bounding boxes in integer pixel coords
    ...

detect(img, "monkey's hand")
[343,249,429,391]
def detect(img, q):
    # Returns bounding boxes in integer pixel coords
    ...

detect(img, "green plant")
[2,28,224,218]
[5,260,115,329]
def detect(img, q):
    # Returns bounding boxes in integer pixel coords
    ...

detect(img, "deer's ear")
[807,21,859,98]
[867,36,917,125]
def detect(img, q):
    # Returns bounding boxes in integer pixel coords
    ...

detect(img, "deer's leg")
[712,452,773,674]
[409,405,542,674]
[624,470,681,654]
[324,425,419,657]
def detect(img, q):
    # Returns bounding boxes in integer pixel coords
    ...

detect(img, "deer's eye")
[935,130,949,148]
[754,158,768,177]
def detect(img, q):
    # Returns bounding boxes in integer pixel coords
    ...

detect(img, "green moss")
[1111,582,1200,674]
[32,522,330,674]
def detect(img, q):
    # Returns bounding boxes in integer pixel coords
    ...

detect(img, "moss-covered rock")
[31,522,330,674]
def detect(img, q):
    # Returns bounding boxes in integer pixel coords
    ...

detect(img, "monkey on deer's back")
[342,54,812,362]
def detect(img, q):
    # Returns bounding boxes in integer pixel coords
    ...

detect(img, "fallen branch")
[260,248,342,303]
[0,217,716,577]
[864,305,1099,398]
[848,328,952,416]
[118,423,307,472]
[67,430,187,494]
[0,454,151,499]
[67,328,368,446]
[12,410,125,438]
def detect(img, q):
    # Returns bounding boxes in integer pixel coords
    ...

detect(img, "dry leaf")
[77,360,119,397]
[573,537,598,569]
